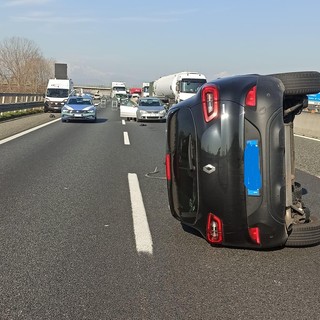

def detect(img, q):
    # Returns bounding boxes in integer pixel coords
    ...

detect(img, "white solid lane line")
[128,173,153,255]
[123,131,130,145]
[294,134,320,142]
[0,118,61,145]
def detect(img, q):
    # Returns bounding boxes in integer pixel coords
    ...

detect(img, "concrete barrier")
[294,112,320,138]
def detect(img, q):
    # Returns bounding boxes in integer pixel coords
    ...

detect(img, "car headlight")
[159,110,166,115]
[62,106,73,112]
[83,107,95,112]
[140,110,147,115]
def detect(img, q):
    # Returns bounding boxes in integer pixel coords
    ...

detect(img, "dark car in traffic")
[165,71,320,249]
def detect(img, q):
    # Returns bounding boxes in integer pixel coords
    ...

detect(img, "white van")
[44,78,74,112]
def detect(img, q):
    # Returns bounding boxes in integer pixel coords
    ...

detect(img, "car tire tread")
[286,214,320,247]
[269,71,320,95]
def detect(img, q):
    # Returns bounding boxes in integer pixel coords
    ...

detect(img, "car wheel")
[269,71,320,95]
[286,214,320,247]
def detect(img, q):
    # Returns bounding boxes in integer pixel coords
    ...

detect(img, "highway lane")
[0,102,320,319]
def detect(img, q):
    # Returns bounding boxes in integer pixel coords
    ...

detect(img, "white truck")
[111,81,126,99]
[142,82,150,97]
[44,78,74,112]
[152,72,207,105]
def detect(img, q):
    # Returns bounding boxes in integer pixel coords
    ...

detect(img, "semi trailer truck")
[151,72,207,105]
[111,82,126,98]
[142,82,150,97]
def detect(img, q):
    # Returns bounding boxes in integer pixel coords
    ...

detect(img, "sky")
[1,0,320,87]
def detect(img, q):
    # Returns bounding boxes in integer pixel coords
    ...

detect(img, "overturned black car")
[165,71,320,249]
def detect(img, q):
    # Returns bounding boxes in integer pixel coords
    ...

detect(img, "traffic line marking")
[122,120,125,125]
[0,118,61,145]
[128,173,153,255]
[294,134,320,142]
[124,131,130,145]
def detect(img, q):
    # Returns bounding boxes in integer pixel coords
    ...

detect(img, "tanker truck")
[152,72,207,105]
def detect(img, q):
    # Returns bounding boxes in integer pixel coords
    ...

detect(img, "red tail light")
[248,227,261,245]
[201,85,219,122]
[245,85,257,107]
[206,213,223,243]
[165,153,171,181]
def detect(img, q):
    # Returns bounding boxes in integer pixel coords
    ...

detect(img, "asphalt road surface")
[0,101,319,320]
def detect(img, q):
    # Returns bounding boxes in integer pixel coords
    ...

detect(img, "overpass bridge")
[73,85,111,97]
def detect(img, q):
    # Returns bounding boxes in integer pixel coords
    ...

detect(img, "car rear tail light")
[206,213,223,243]
[248,227,261,245]
[165,153,171,181]
[202,85,219,122]
[245,85,257,107]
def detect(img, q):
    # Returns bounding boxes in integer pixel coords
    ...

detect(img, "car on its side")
[166,71,320,249]
[61,95,97,122]
[136,97,167,122]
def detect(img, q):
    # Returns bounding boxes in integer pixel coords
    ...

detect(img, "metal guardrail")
[0,101,43,112]
[0,93,44,113]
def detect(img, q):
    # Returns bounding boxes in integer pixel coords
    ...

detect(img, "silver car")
[136,97,167,122]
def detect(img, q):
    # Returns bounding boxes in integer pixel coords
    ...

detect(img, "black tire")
[286,214,320,247]
[269,71,320,96]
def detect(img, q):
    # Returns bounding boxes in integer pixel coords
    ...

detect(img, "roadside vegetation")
[0,36,54,94]
[0,108,44,122]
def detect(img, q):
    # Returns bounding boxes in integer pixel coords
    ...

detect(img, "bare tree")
[0,37,54,93]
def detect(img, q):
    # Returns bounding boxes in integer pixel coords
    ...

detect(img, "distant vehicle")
[307,92,320,112]
[166,71,320,249]
[44,78,74,112]
[115,93,128,106]
[129,87,142,96]
[61,95,97,122]
[142,82,150,97]
[152,72,206,105]
[136,97,167,122]
[94,92,101,100]
[120,95,139,120]
[111,81,126,98]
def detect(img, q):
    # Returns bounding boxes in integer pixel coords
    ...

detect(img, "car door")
[120,102,137,119]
